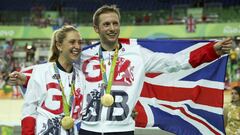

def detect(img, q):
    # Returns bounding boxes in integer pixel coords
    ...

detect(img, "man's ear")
[93,25,99,33]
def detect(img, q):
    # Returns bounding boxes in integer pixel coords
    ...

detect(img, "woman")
[224,86,240,135]
[19,25,85,135]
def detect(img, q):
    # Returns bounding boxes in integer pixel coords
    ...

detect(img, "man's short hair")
[93,5,121,26]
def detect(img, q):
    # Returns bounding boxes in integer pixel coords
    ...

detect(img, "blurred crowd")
[29,4,73,28]
[0,0,239,27]
[0,39,39,99]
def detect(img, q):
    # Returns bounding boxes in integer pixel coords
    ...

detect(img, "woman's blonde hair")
[48,25,79,62]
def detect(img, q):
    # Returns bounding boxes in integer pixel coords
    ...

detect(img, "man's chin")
[107,38,118,44]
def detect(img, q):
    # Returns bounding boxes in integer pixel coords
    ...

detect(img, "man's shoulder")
[120,42,142,53]
[121,42,139,47]
[82,44,99,55]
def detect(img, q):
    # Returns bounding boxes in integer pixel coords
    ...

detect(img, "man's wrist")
[214,44,222,56]
[22,75,28,86]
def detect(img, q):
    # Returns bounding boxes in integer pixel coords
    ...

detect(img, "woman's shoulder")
[32,62,54,73]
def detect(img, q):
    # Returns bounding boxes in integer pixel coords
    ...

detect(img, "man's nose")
[110,24,114,30]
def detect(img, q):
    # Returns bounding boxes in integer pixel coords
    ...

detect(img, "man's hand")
[131,108,138,120]
[214,38,232,56]
[8,71,27,86]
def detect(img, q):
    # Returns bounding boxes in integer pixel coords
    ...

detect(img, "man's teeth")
[108,33,115,36]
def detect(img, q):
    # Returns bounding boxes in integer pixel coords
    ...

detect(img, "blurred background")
[0,0,240,134]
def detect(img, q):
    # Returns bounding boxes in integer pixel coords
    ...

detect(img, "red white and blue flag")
[130,39,227,135]
[20,39,228,135]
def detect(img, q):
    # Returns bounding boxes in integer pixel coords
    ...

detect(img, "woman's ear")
[56,42,62,52]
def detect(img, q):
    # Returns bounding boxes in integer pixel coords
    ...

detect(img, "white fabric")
[22,62,85,135]
[79,43,193,133]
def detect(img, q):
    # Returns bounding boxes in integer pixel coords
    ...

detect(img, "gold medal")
[61,116,74,130]
[101,94,114,107]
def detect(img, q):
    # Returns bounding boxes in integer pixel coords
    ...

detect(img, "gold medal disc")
[61,116,74,130]
[101,94,114,107]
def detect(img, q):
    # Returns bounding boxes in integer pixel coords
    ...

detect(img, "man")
[9,5,232,135]
[79,5,232,135]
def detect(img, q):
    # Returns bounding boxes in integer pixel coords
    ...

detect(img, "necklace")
[108,53,111,65]
[98,45,119,107]
[53,63,76,130]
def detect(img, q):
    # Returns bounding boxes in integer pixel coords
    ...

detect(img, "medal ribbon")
[99,45,119,94]
[53,63,76,116]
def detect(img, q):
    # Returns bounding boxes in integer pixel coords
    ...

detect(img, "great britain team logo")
[82,56,134,86]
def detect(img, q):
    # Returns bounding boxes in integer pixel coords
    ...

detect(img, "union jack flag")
[129,39,228,135]
[19,39,228,135]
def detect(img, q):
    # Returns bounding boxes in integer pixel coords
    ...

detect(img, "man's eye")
[78,41,83,45]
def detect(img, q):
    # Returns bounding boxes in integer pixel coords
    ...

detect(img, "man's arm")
[190,38,232,68]
[143,38,232,73]
[9,66,34,96]
[8,71,27,86]
[9,65,35,88]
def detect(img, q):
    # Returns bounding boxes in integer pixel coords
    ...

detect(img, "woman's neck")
[57,57,73,73]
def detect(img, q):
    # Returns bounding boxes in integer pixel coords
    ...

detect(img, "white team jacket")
[22,62,85,135]
[79,40,219,133]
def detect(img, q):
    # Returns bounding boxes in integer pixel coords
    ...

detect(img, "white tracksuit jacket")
[22,62,85,135]
[79,40,219,133]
